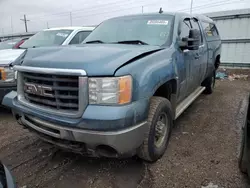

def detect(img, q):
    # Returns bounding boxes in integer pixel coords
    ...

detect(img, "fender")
[115,47,178,100]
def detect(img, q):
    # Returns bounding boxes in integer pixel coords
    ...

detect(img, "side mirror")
[179,29,201,50]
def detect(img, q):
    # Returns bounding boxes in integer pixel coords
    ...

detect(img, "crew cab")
[0,26,95,104]
[2,12,221,162]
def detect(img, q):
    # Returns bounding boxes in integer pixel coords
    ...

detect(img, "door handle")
[195,53,200,59]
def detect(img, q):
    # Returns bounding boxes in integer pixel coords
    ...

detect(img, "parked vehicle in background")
[0,26,95,104]
[19,26,95,49]
[239,94,250,178]
[0,37,29,50]
[0,161,16,188]
[3,12,221,162]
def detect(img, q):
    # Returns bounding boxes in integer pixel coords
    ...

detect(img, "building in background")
[207,8,250,68]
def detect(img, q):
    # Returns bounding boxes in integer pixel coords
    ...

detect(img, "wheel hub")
[154,113,168,148]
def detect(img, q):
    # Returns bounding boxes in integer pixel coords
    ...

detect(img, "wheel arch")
[152,79,178,116]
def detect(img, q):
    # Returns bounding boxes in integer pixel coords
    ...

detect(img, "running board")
[175,86,206,119]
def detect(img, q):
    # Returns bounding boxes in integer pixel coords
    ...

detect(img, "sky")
[0,0,250,35]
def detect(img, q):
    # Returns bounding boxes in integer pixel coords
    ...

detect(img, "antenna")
[159,7,163,14]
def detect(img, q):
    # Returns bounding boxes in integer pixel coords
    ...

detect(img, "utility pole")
[190,0,194,14]
[20,14,30,32]
[142,6,144,13]
[70,12,72,26]
[11,16,13,35]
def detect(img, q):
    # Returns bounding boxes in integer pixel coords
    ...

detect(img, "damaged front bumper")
[3,91,149,157]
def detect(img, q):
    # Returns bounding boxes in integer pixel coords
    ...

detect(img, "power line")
[9,0,249,33]
[178,0,231,11]
[37,0,242,23]
[31,0,164,23]
[51,0,165,21]
[177,0,245,12]
[20,14,30,32]
[27,0,153,19]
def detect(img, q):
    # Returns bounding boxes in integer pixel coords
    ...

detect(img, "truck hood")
[0,49,25,66]
[21,44,163,76]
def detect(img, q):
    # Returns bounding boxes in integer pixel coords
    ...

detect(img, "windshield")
[0,38,20,50]
[20,29,73,48]
[83,15,174,46]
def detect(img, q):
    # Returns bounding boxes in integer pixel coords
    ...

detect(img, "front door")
[188,18,205,90]
[176,18,195,103]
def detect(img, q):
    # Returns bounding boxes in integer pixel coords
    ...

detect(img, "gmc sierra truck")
[2,12,221,162]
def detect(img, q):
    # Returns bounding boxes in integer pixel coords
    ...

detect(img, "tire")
[239,125,249,174]
[202,71,215,95]
[137,97,173,162]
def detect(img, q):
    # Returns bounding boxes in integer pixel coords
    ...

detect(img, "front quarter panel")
[115,47,177,101]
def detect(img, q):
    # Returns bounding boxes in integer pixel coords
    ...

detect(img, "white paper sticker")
[147,20,169,25]
[56,33,69,38]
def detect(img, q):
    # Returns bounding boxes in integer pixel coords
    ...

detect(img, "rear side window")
[202,22,219,37]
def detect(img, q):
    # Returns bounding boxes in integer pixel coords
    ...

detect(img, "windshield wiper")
[86,40,105,44]
[116,40,148,45]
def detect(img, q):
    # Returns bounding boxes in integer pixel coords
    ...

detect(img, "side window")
[179,19,192,39]
[190,19,203,45]
[210,24,219,36]
[202,22,218,37]
[69,31,92,45]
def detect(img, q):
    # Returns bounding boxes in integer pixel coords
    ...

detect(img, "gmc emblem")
[24,83,54,97]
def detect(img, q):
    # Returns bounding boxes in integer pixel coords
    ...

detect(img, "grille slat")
[22,73,78,83]
[22,72,79,111]
[23,81,78,91]
[24,94,78,108]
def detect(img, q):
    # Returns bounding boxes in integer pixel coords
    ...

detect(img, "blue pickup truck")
[2,12,221,162]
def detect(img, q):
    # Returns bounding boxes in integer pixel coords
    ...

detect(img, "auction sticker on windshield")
[147,20,169,25]
[56,33,69,38]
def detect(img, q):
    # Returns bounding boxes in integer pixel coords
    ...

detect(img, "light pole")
[190,0,193,14]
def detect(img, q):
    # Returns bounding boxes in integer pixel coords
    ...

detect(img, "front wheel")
[137,97,173,162]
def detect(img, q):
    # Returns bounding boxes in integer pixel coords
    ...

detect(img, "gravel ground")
[0,79,250,188]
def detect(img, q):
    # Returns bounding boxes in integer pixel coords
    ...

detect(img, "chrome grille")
[15,66,88,118]
[22,72,79,111]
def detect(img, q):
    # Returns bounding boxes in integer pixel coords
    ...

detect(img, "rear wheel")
[202,71,215,95]
[137,97,173,162]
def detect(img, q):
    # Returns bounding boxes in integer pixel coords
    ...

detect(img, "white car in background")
[0,26,95,104]
[0,26,95,65]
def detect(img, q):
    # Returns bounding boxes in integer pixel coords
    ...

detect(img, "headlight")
[0,67,15,82]
[88,75,132,105]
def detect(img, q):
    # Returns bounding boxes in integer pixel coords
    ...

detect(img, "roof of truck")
[43,26,95,31]
[106,12,213,22]
[109,12,185,18]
